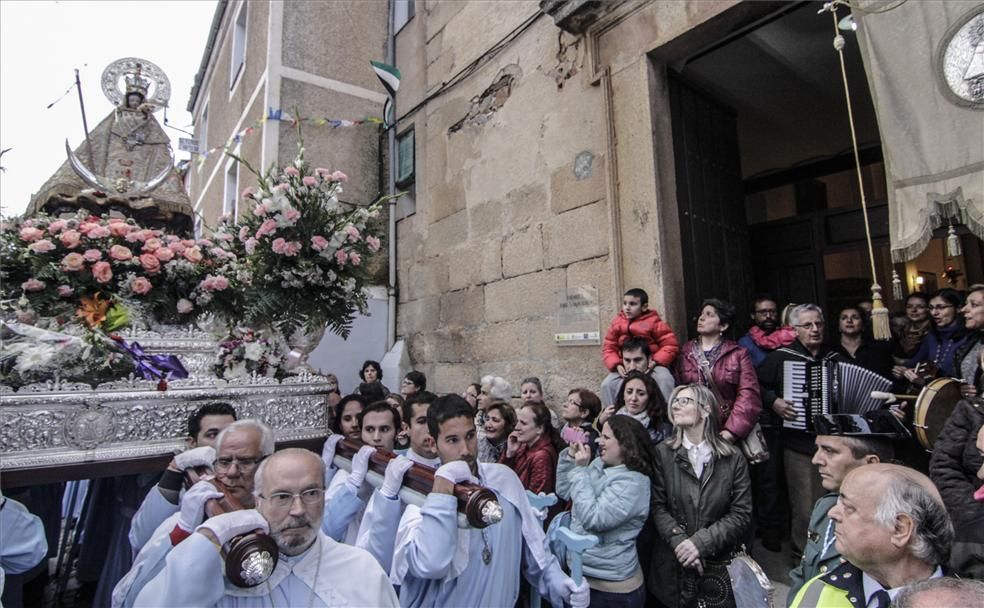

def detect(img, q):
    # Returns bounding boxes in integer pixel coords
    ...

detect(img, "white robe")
[133,532,398,607]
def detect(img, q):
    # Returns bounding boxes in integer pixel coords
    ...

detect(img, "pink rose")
[139,253,161,274]
[344,225,361,242]
[335,249,348,266]
[62,252,86,271]
[284,241,302,256]
[87,225,111,239]
[183,246,204,263]
[57,285,74,298]
[21,278,45,292]
[283,208,301,224]
[311,235,328,251]
[302,176,318,187]
[47,220,67,233]
[58,230,81,249]
[241,186,257,199]
[19,226,43,242]
[177,298,194,314]
[77,221,96,235]
[244,238,258,254]
[109,244,133,261]
[155,247,175,262]
[92,261,113,283]
[256,219,278,238]
[108,222,133,237]
[167,241,185,254]
[349,252,362,266]
[330,170,348,183]
[130,277,153,295]
[28,239,56,253]
[366,235,381,252]
[200,275,230,291]
[83,249,102,262]
[271,238,288,254]
[142,238,162,252]
[284,167,300,177]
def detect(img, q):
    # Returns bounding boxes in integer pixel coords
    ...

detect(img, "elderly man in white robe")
[384,394,589,608]
[133,448,398,608]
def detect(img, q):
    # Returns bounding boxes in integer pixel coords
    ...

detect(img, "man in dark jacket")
[757,303,844,558]
[929,398,984,579]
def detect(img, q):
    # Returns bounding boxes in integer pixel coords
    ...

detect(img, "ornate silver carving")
[63,401,116,450]
[481,501,504,525]
[239,551,275,586]
[937,4,984,109]
[101,57,171,110]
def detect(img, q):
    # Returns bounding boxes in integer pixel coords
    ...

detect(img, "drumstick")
[870,391,919,403]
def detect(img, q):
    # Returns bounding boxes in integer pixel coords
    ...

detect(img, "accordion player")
[782,360,895,433]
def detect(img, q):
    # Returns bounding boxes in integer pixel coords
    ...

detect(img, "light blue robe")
[391,464,571,608]
[129,488,179,553]
[0,496,47,575]
[133,532,398,607]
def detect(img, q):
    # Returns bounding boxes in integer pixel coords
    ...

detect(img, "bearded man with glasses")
[133,448,398,607]
[757,304,846,560]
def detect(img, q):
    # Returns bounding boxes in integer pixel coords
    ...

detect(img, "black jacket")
[929,398,984,578]
[647,441,752,606]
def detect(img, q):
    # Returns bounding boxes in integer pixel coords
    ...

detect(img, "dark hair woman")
[598,370,671,446]
[330,394,367,440]
[893,293,932,360]
[673,298,762,443]
[648,384,752,608]
[834,306,895,379]
[500,401,562,494]
[556,415,657,607]
[896,288,970,385]
[356,360,390,396]
[478,401,516,463]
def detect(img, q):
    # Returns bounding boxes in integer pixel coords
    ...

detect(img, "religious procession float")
[0,58,386,486]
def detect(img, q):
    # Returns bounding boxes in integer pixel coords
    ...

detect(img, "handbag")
[694,345,770,464]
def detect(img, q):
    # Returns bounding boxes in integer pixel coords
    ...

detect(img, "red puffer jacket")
[673,340,762,439]
[500,435,558,495]
[602,309,680,370]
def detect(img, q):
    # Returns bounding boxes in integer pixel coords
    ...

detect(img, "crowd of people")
[2,285,984,607]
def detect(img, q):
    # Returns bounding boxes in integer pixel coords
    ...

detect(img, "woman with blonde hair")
[647,384,752,608]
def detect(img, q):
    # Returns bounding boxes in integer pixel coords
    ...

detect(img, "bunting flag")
[194,109,382,168]
[371,60,401,126]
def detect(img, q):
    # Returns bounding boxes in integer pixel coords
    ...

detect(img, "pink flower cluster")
[271,238,301,256]
[199,274,230,291]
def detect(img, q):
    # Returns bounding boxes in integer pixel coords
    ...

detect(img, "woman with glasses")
[895,288,970,385]
[674,298,761,443]
[647,384,752,608]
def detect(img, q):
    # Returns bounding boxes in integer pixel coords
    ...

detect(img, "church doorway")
[660,1,984,339]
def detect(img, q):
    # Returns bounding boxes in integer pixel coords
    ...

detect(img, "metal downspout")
[386,0,398,351]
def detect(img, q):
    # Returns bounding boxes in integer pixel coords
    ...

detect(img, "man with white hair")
[789,463,954,608]
[112,420,274,608]
[133,448,398,607]
[891,576,984,607]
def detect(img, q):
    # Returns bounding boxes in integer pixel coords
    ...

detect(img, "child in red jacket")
[600,288,679,404]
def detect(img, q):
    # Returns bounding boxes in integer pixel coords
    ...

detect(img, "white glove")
[177,480,223,532]
[197,509,269,546]
[321,434,344,467]
[565,578,590,608]
[347,445,376,489]
[435,460,478,485]
[381,455,414,498]
[174,446,217,471]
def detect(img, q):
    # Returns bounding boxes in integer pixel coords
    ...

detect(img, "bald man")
[134,448,397,607]
[790,464,954,608]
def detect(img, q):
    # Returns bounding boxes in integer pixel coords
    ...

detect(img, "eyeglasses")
[672,396,696,405]
[929,304,954,311]
[795,322,824,330]
[214,456,266,471]
[258,488,325,510]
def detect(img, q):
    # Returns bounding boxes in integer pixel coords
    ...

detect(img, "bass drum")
[913,378,962,450]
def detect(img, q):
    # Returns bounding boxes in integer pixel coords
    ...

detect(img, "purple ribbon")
[112,336,189,381]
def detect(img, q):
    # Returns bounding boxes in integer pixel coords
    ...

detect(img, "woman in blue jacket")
[557,415,657,607]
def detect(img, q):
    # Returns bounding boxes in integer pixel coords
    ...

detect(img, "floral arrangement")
[214,326,286,380]
[0,212,234,325]
[0,320,133,387]
[207,145,387,341]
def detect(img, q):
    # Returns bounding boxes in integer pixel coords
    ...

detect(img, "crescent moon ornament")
[65,139,174,196]
[101,57,171,111]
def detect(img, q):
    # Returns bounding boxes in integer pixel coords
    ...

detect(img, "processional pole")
[74,68,95,167]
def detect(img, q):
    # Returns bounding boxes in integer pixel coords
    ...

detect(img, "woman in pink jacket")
[673,298,761,442]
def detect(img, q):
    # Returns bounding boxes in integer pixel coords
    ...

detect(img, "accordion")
[782,360,893,432]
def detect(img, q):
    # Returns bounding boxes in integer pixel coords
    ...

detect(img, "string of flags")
[193,109,383,167]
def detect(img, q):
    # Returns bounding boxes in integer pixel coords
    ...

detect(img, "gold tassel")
[870,283,892,340]
[891,270,904,301]
[947,224,962,257]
